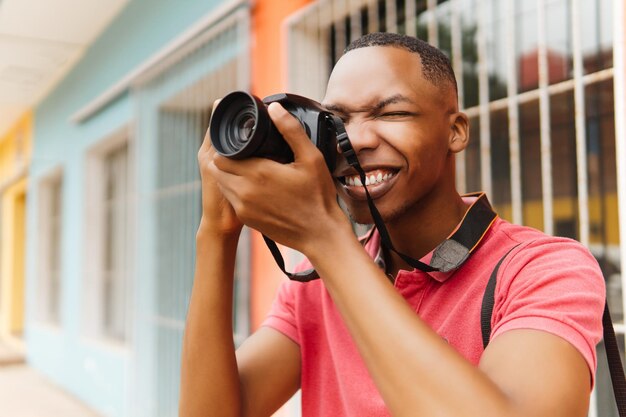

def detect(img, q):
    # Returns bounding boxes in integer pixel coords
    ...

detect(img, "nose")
[343,119,380,155]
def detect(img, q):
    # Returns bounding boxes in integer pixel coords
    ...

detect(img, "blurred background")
[0,0,624,416]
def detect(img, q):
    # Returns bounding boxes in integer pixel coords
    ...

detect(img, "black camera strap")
[262,115,497,282]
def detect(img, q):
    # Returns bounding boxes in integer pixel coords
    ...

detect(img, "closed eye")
[377,112,414,119]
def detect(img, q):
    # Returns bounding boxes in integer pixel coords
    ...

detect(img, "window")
[102,142,131,341]
[38,169,63,324]
[287,1,621,416]
[84,130,133,343]
[131,7,251,414]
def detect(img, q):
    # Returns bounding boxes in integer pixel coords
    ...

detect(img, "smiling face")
[324,45,468,225]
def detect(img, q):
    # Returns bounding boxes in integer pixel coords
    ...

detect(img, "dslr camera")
[209,91,346,172]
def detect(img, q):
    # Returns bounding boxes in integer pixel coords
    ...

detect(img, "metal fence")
[286,0,624,415]
[129,5,250,415]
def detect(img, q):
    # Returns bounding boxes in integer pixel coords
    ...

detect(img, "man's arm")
[179,225,301,417]
[179,119,301,417]
[179,227,242,416]
[307,233,592,417]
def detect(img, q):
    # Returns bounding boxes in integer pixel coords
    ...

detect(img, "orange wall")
[250,0,312,98]
[249,0,313,330]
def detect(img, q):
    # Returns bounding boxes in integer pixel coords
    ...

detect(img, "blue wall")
[27,1,226,416]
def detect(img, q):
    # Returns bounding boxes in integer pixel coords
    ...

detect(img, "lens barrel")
[209,91,270,159]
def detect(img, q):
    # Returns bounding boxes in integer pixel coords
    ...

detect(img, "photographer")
[179,32,604,417]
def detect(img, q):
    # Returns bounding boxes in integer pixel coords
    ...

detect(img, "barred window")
[38,169,63,324]
[84,131,133,344]
[287,1,620,416]
[102,141,131,341]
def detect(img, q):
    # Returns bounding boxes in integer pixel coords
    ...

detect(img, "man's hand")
[197,100,243,239]
[209,101,352,254]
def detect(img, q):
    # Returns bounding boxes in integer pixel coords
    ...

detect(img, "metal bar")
[462,68,614,118]
[427,0,438,47]
[537,0,554,235]
[290,9,307,95]
[334,0,347,61]
[451,0,466,193]
[477,0,492,197]
[237,8,250,92]
[312,6,325,100]
[405,0,417,37]
[386,0,397,33]
[571,0,589,246]
[350,0,362,41]
[318,4,332,98]
[505,0,522,224]
[368,0,378,33]
[612,0,626,336]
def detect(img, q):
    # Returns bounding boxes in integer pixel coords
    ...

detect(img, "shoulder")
[493,220,603,284]
[485,219,605,304]
[485,220,605,375]
[487,218,602,273]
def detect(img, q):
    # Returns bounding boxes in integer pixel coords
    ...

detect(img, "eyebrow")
[323,94,414,115]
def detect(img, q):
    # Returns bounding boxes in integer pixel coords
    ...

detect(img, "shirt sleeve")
[490,237,605,386]
[261,278,300,345]
[260,258,315,346]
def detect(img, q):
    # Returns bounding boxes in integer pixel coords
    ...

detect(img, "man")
[180,32,604,417]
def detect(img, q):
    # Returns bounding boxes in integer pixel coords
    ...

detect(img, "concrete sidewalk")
[0,340,102,417]
[0,337,25,366]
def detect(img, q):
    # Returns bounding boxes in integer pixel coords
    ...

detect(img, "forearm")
[305,230,514,417]
[179,224,242,417]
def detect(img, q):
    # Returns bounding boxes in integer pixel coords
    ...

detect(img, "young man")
[180,33,605,417]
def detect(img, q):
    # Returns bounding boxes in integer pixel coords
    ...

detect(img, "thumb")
[267,102,317,161]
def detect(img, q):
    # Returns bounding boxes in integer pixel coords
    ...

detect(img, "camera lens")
[210,91,270,159]
[210,91,305,164]
[225,106,256,151]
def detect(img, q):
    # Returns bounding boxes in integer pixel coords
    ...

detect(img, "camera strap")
[263,115,497,282]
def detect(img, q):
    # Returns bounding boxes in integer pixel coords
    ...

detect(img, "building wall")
[27,1,229,416]
[0,112,31,341]
[249,0,315,333]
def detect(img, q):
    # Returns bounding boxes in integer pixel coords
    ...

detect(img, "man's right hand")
[196,100,243,239]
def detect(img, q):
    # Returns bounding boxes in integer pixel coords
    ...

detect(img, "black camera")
[209,91,345,172]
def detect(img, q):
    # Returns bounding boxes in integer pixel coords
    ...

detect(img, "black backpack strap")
[602,302,626,416]
[480,244,520,349]
[480,244,626,416]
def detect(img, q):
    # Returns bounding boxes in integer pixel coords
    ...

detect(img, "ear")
[448,111,469,153]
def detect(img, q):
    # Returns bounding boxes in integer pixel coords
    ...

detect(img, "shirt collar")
[364,192,498,283]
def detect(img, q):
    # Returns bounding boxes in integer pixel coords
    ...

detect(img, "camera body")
[209,91,342,172]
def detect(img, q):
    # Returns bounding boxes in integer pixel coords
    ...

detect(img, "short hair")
[344,32,458,96]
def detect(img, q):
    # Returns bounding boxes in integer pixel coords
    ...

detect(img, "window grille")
[102,141,131,341]
[37,169,63,324]
[287,1,622,415]
[131,6,250,416]
[84,129,134,345]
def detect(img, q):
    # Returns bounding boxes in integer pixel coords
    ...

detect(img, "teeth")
[344,170,395,187]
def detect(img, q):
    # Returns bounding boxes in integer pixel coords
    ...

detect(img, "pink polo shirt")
[262,213,605,416]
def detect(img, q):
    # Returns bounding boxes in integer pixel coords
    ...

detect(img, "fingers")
[267,102,318,162]
[199,98,222,154]
[212,153,276,177]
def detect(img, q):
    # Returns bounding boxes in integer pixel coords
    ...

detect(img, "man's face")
[323,46,462,225]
